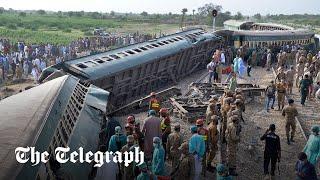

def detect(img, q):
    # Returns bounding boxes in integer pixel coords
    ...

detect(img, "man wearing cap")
[171,142,195,180]
[143,110,162,159]
[206,97,218,126]
[285,66,295,94]
[120,135,137,180]
[265,80,276,112]
[303,126,320,167]
[152,137,165,176]
[207,115,219,172]
[282,99,299,144]
[222,97,233,142]
[108,126,127,153]
[260,124,281,178]
[167,124,183,169]
[189,125,205,179]
[276,67,286,82]
[276,80,287,111]
[225,116,240,176]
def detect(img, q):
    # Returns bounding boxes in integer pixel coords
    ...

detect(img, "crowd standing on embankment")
[0,32,155,84]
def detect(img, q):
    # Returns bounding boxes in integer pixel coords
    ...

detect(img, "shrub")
[7,24,17,30]
[63,28,72,33]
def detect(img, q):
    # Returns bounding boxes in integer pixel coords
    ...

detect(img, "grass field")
[0,13,180,45]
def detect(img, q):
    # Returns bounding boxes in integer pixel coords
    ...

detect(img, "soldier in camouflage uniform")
[296,60,305,87]
[221,96,233,142]
[282,99,298,145]
[276,67,286,82]
[206,96,219,125]
[167,124,183,170]
[171,142,195,180]
[225,115,241,176]
[276,80,286,110]
[207,115,219,172]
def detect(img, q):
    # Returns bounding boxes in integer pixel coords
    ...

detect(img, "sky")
[0,0,319,15]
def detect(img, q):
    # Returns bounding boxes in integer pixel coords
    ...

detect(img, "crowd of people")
[90,43,320,179]
[0,32,155,84]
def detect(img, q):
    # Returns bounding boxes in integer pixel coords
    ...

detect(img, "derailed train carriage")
[0,75,109,180]
[216,29,318,50]
[39,28,223,109]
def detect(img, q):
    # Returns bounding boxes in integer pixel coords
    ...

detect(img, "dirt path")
[236,67,305,180]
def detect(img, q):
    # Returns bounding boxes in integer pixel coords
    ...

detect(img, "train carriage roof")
[62,28,221,80]
[0,75,109,180]
[231,29,314,36]
[0,76,68,179]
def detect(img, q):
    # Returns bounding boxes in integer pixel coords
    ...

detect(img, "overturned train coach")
[0,75,109,180]
[216,29,318,50]
[39,28,223,110]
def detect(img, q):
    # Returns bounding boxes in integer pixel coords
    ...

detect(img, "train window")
[117,52,128,57]
[167,39,174,43]
[146,45,154,49]
[94,59,105,64]
[151,43,159,47]
[157,42,165,46]
[139,47,148,51]
[84,61,98,67]
[172,38,179,41]
[161,41,169,44]
[76,63,88,69]
[176,36,184,40]
[125,50,136,55]
[109,54,120,59]
[101,56,113,61]
[133,48,142,53]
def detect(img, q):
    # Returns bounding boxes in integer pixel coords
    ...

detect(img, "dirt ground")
[0,77,36,100]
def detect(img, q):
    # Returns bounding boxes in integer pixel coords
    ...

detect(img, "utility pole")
[212,9,218,32]
[192,9,195,26]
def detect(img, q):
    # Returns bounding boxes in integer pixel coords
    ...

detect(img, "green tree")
[234,12,243,20]
[198,3,222,16]
[180,8,188,29]
[0,7,5,14]
[110,11,115,16]
[19,12,27,17]
[253,13,261,21]
[37,9,46,15]
[141,11,148,16]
